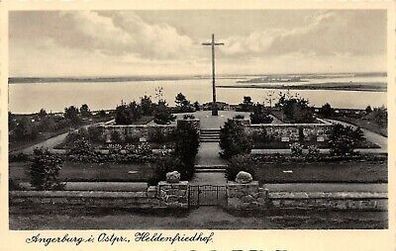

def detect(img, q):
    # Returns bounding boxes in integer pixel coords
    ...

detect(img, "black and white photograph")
[5,5,391,234]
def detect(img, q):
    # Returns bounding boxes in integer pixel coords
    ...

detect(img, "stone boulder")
[235,171,253,184]
[166,171,181,183]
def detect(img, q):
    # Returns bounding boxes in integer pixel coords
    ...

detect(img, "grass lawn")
[9,161,156,183]
[9,129,70,152]
[9,206,387,229]
[253,160,387,184]
[332,116,387,137]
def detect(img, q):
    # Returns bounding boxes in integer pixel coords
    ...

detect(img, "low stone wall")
[225,182,387,211]
[10,181,190,210]
[269,191,388,211]
[102,124,176,143]
[246,119,333,143]
[10,190,165,209]
[101,119,200,143]
[158,181,189,208]
[227,181,269,210]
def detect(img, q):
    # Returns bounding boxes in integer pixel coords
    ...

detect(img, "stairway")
[194,164,227,173]
[200,129,220,143]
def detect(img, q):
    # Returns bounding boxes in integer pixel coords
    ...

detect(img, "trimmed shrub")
[226,155,256,181]
[88,126,105,144]
[174,121,200,180]
[64,128,89,148]
[154,100,176,125]
[30,148,64,190]
[219,119,252,159]
[250,104,273,124]
[290,142,304,157]
[329,124,364,156]
[148,156,183,185]
[305,145,320,161]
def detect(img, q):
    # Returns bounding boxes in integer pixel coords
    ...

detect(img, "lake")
[8,76,387,114]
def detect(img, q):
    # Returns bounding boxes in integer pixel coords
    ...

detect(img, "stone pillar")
[226,181,269,210]
[157,181,189,208]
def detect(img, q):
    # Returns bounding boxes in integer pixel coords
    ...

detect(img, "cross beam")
[202,34,224,116]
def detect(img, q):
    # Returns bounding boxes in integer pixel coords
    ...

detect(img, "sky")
[9,10,387,77]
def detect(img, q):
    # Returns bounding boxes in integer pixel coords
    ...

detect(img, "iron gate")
[188,185,227,207]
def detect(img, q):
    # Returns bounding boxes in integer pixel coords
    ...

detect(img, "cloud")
[9,10,386,76]
[220,11,385,58]
[10,11,195,60]
[107,12,195,59]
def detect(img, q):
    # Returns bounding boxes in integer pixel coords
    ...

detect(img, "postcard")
[0,0,394,250]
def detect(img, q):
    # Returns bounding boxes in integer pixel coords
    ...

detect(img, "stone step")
[200,130,220,134]
[200,135,220,139]
[200,138,220,142]
[195,164,228,169]
[195,169,226,173]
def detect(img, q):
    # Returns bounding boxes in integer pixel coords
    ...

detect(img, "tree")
[13,117,38,140]
[250,103,273,124]
[88,126,104,144]
[37,116,56,132]
[38,108,47,118]
[365,105,373,114]
[114,101,142,125]
[329,124,365,156]
[240,96,254,111]
[154,86,164,102]
[154,100,176,125]
[30,148,64,190]
[365,106,387,128]
[193,101,201,111]
[115,105,130,125]
[175,93,193,112]
[219,119,252,159]
[64,105,80,125]
[140,95,154,116]
[8,112,17,131]
[264,90,276,108]
[80,104,91,117]
[174,121,200,179]
[320,103,334,118]
[275,93,314,123]
[98,110,106,117]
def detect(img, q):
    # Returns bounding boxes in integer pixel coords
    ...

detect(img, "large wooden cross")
[202,34,224,116]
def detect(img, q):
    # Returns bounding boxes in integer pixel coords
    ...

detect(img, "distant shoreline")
[8,72,386,84]
[218,82,387,92]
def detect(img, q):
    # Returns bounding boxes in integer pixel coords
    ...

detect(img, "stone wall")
[157,181,189,208]
[101,119,200,143]
[269,191,387,211]
[10,190,165,209]
[10,181,190,210]
[102,124,177,143]
[226,181,269,210]
[225,182,387,211]
[246,119,333,143]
